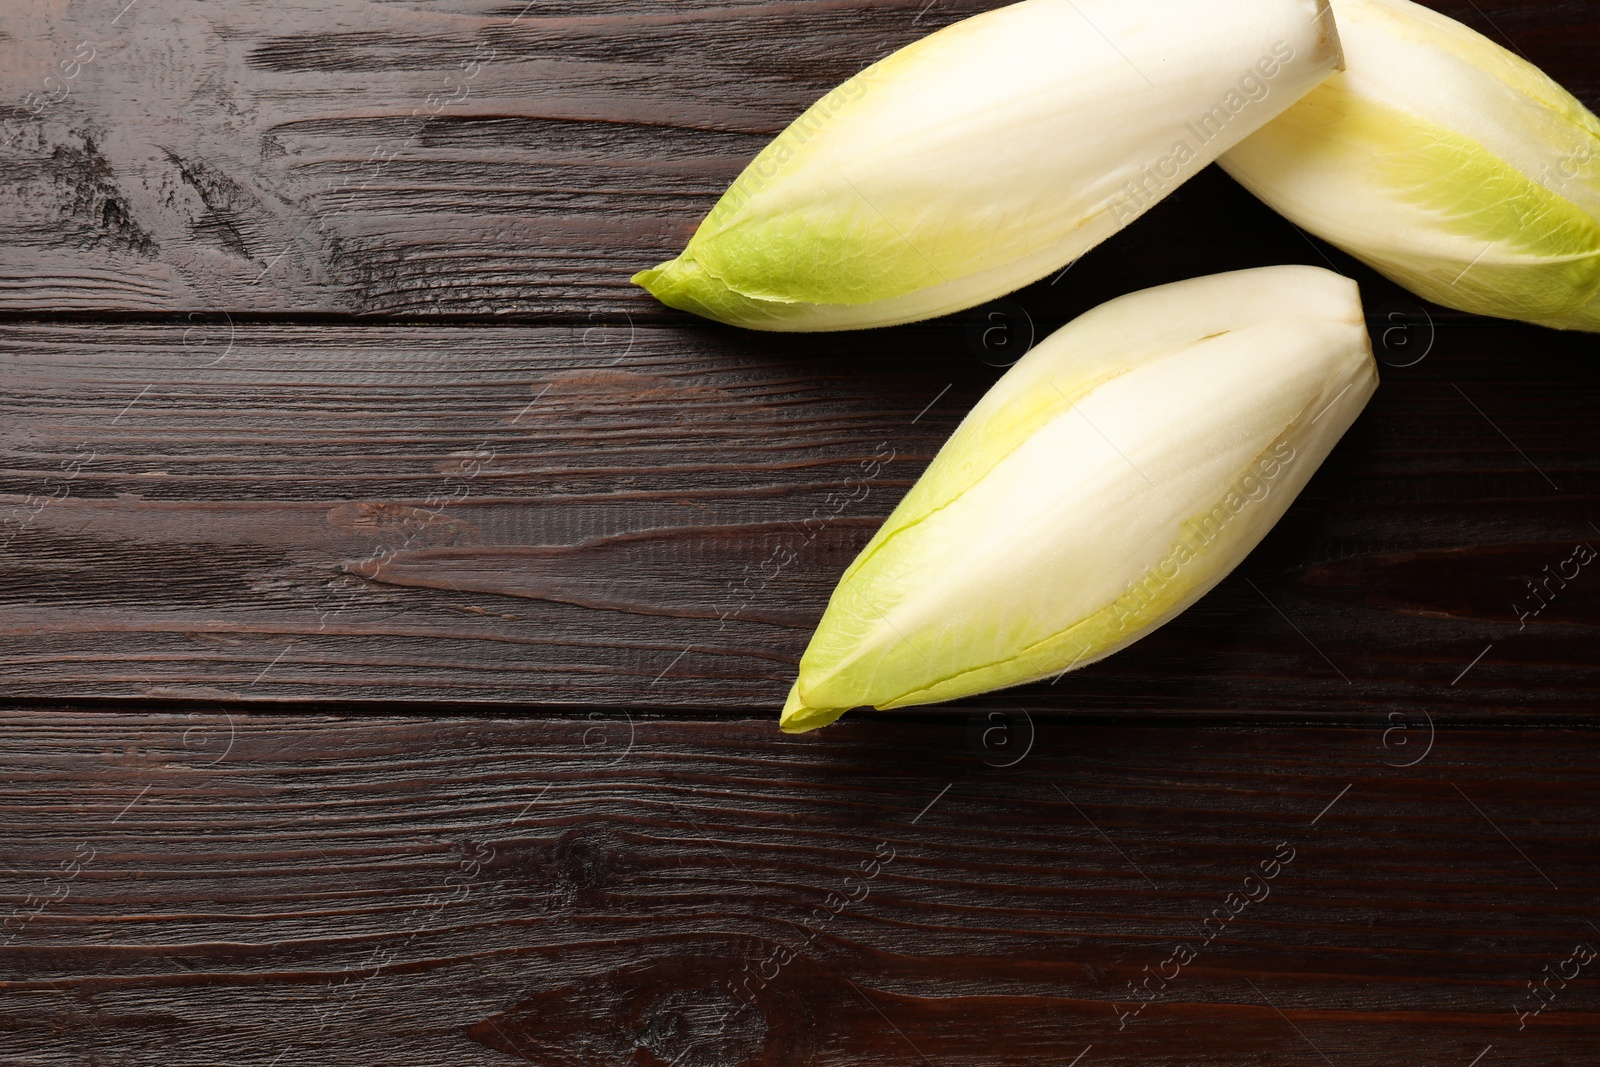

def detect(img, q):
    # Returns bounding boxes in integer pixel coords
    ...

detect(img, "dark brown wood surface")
[2,713,1598,1067]
[2,0,1598,1063]
[0,0,1594,321]
[2,317,1598,712]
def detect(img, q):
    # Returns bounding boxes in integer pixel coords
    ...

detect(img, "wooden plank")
[0,713,1595,1065]
[2,319,1596,711]
[1,0,1595,319]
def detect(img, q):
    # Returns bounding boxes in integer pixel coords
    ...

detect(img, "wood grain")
[0,712,1595,1066]
[4,2,1599,1062]
[2,317,1596,711]
[1,0,1595,320]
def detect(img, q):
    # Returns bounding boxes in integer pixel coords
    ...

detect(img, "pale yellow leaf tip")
[632,255,791,329]
[779,682,848,735]
[775,265,1376,734]
[635,0,1345,332]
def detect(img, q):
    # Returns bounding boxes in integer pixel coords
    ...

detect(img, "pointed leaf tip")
[631,262,669,292]
[780,265,1376,732]
[633,0,1346,332]
[779,683,848,734]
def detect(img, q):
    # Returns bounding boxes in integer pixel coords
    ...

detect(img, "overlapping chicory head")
[780,266,1377,733]
[1221,0,1600,332]
[636,0,1344,332]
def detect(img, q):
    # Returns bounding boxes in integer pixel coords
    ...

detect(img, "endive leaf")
[1222,0,1600,330]
[638,0,1344,332]
[782,266,1377,733]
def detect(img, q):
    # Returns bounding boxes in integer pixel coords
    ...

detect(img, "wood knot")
[467,949,818,1067]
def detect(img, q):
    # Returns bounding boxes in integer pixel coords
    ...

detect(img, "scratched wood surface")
[1,714,1596,1067]
[3,0,1600,1064]
[2,318,1597,710]
[0,0,1594,320]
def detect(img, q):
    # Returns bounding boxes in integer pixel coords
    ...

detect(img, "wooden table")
[2,1,1596,1063]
